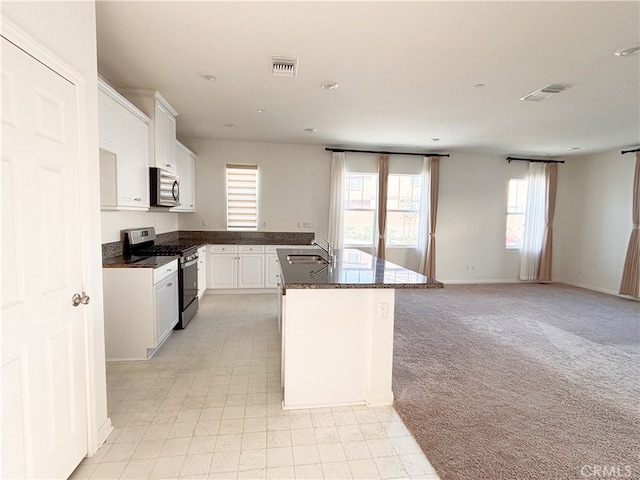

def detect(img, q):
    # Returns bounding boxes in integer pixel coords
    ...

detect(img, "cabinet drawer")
[210,245,238,254]
[239,245,265,254]
[154,259,178,284]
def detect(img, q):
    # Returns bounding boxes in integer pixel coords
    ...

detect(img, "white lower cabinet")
[155,269,179,345]
[207,245,238,289]
[204,244,311,292]
[103,259,179,360]
[197,246,207,298]
[265,254,281,288]
[238,246,265,288]
[206,245,269,290]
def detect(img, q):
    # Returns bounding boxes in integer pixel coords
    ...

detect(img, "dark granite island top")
[277,247,444,291]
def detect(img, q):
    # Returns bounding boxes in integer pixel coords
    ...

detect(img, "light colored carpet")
[392,283,640,480]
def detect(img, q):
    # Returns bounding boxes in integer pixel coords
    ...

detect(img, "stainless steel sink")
[286,254,327,265]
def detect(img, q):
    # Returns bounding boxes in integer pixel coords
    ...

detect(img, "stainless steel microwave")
[150,167,180,207]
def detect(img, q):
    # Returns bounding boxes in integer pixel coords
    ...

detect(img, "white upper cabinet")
[98,79,150,210]
[154,100,177,172]
[118,88,179,174]
[171,141,197,212]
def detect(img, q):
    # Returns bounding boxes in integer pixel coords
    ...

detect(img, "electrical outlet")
[378,302,389,319]
[201,219,208,226]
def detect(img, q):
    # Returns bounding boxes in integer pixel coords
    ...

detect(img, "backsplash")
[102,230,315,259]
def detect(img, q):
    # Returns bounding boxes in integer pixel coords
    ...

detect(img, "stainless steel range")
[124,227,198,329]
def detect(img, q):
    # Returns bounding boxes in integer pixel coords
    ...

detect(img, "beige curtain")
[538,163,558,281]
[376,154,389,259]
[418,156,440,277]
[619,152,640,297]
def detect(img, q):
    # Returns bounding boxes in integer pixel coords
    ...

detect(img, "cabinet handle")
[167,283,173,287]
[166,164,172,168]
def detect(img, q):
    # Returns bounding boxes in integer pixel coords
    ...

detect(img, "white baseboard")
[557,279,633,299]
[205,288,278,295]
[89,418,112,456]
[439,278,522,285]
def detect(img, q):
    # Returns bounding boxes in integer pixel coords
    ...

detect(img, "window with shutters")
[226,164,258,231]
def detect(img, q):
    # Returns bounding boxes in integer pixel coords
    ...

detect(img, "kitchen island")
[277,247,443,410]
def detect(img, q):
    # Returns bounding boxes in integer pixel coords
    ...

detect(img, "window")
[344,173,377,245]
[226,164,258,231]
[342,172,423,247]
[506,179,527,248]
[386,174,422,246]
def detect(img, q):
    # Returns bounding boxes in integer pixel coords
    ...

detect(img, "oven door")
[182,257,198,309]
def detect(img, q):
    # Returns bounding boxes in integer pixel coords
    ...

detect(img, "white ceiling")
[96,1,640,158]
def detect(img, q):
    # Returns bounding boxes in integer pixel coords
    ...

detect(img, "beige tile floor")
[71,293,440,480]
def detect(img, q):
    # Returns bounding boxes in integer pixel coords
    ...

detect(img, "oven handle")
[183,258,198,268]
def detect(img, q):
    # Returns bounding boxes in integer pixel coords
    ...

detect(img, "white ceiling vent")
[520,84,568,102]
[270,56,299,77]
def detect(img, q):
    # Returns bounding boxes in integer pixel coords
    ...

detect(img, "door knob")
[72,291,90,307]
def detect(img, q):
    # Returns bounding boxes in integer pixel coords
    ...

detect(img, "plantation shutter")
[226,164,258,231]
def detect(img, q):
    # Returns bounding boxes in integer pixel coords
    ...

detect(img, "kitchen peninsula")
[277,247,443,410]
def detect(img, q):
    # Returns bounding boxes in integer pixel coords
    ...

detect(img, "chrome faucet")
[312,238,334,263]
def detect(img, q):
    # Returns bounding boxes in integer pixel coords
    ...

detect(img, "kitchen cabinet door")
[171,142,196,212]
[265,254,281,288]
[154,100,177,173]
[98,79,150,211]
[208,253,237,289]
[118,108,149,208]
[197,246,207,298]
[238,254,264,288]
[155,271,179,345]
[117,89,178,174]
[98,88,120,153]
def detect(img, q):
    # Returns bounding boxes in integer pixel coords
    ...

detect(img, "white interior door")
[1,37,88,479]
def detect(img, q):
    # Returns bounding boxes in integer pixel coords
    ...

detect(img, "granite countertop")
[102,255,179,269]
[277,248,444,290]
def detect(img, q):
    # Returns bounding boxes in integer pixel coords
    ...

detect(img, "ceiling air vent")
[270,56,299,77]
[520,84,568,102]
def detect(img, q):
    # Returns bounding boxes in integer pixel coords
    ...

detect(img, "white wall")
[2,0,110,453]
[437,152,529,283]
[101,210,179,243]
[177,139,330,237]
[178,141,536,281]
[555,149,634,295]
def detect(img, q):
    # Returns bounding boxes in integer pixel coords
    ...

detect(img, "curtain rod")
[325,147,449,157]
[506,156,565,164]
[621,148,640,154]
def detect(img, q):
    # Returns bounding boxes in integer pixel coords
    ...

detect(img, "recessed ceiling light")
[224,123,236,128]
[257,109,266,113]
[474,83,485,88]
[199,72,217,81]
[321,81,339,90]
[614,45,640,56]
[304,128,317,133]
